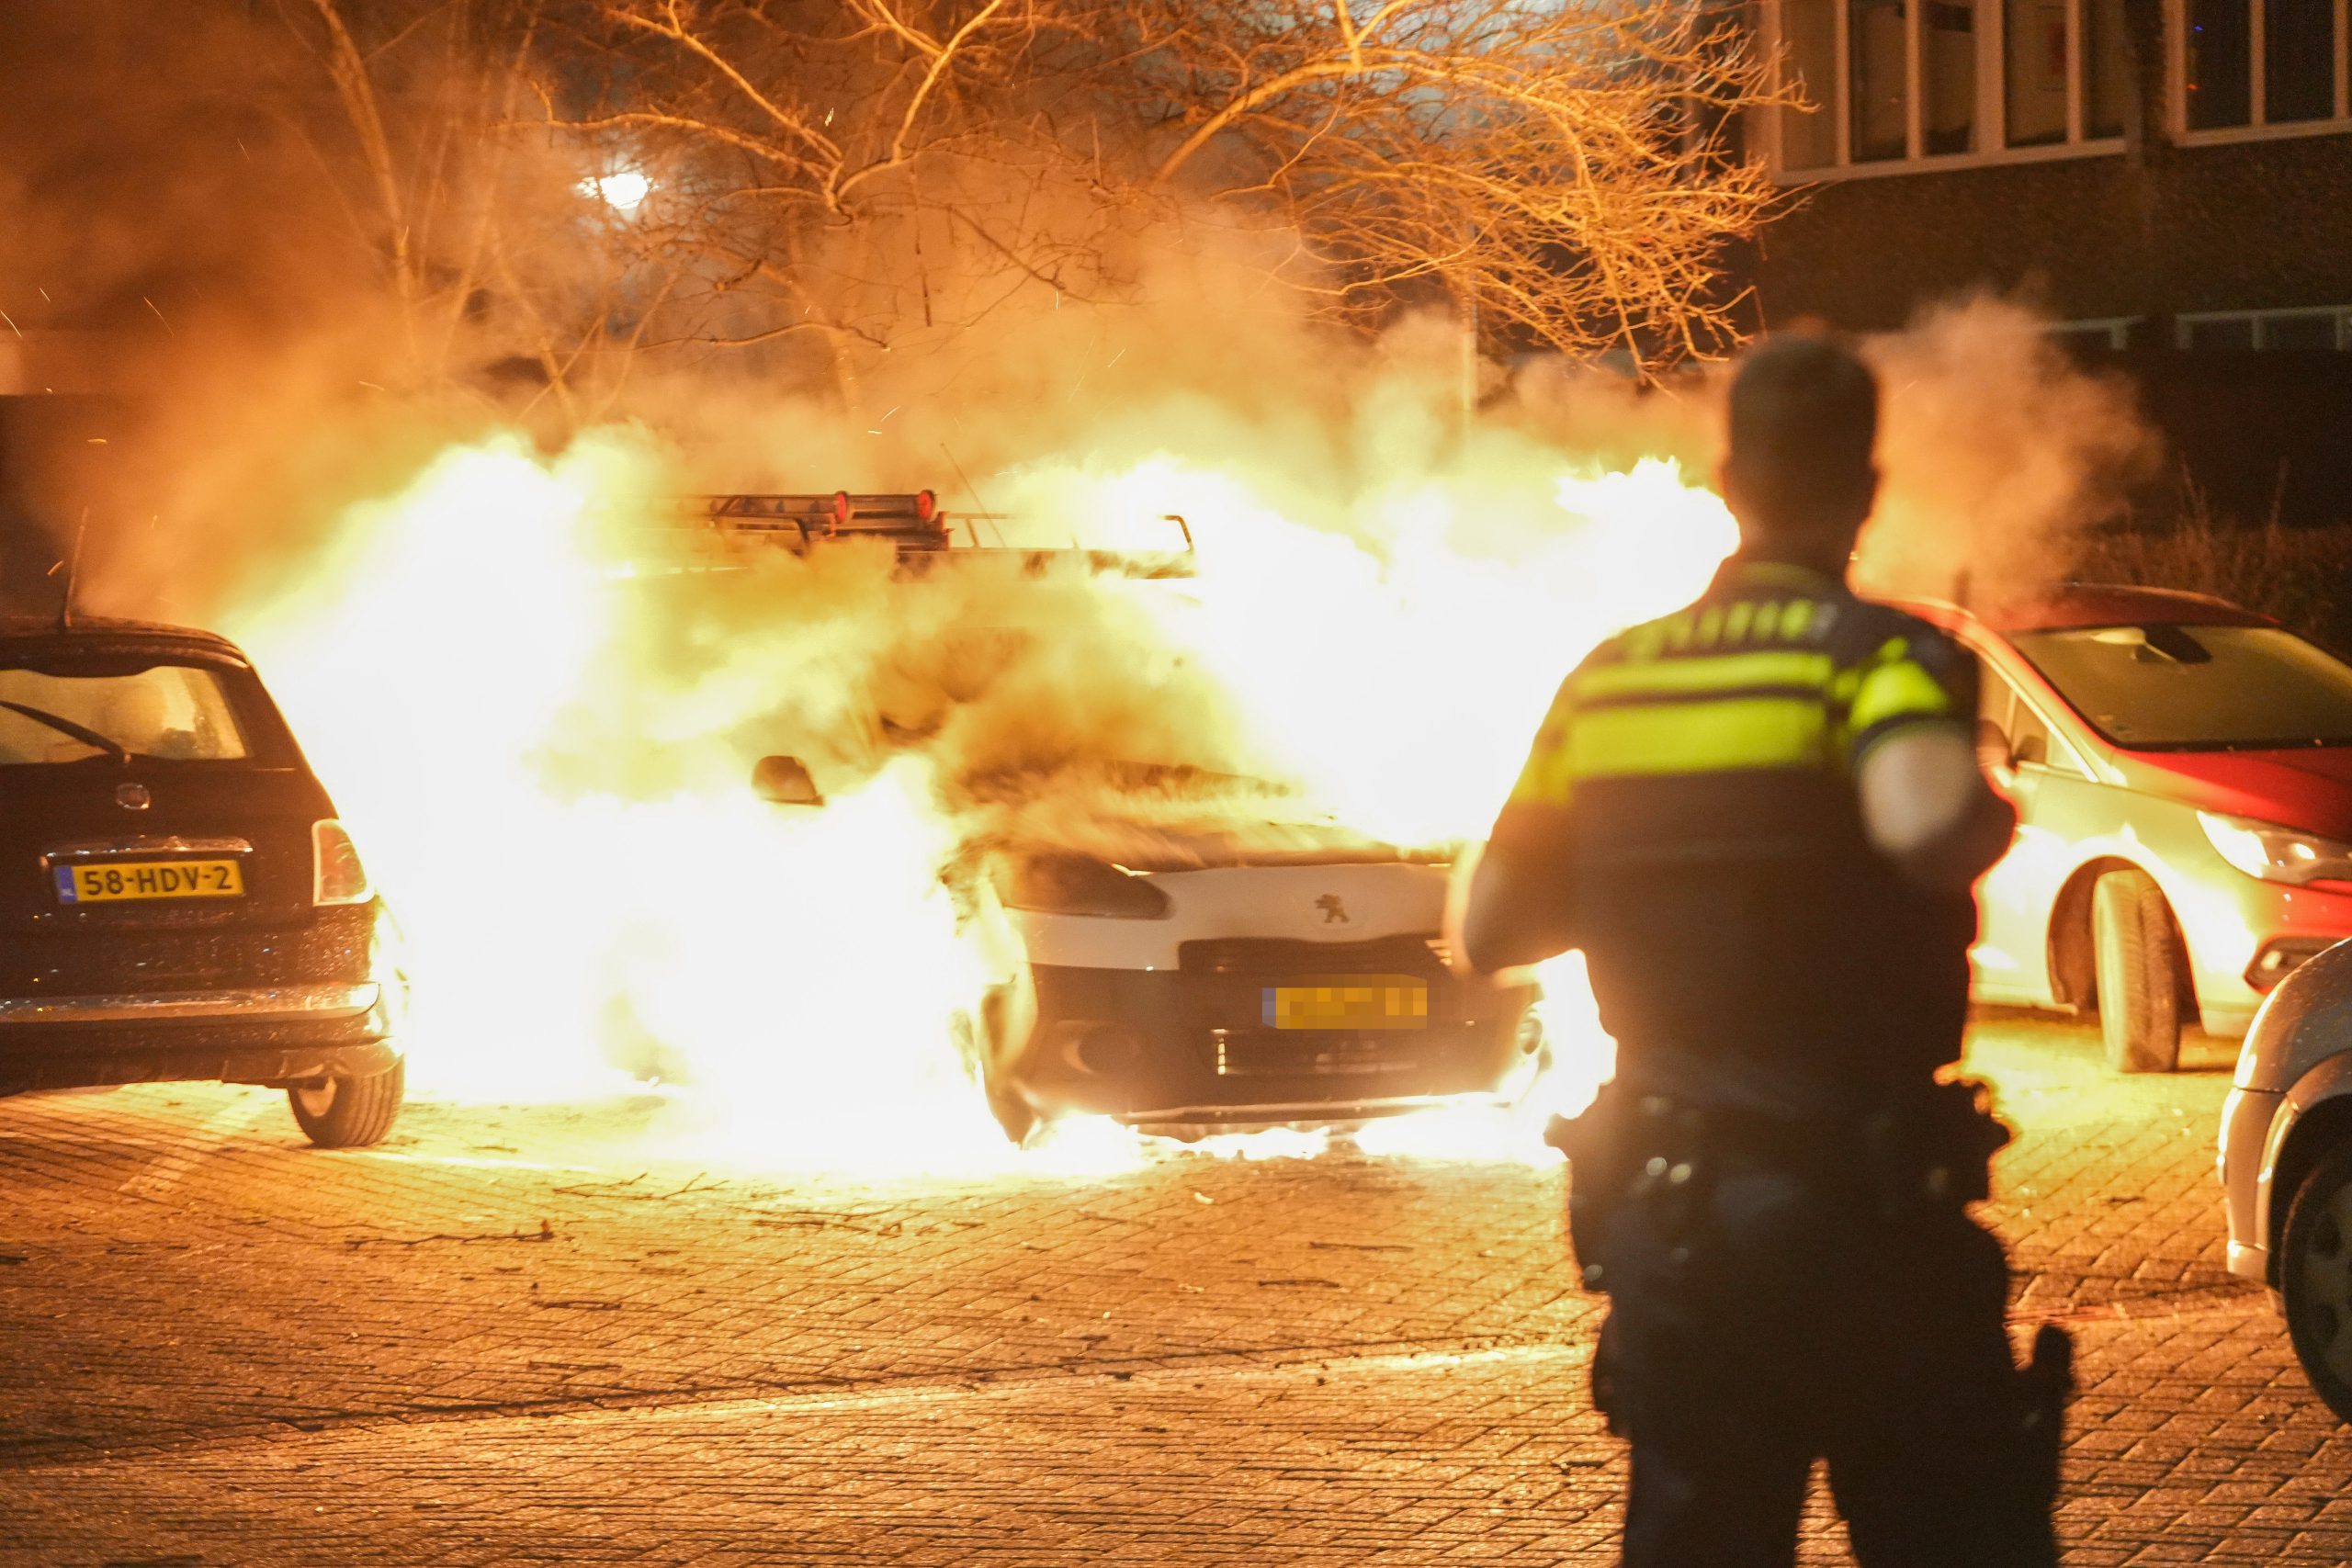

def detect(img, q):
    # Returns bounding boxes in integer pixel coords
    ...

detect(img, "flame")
[224,426,1734,1172]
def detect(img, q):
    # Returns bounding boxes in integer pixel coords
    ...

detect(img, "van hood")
[951,760,1451,871]
[998,816,1449,874]
[2113,745,2352,840]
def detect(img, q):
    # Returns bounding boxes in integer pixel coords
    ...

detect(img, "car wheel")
[2092,869,2182,1074]
[983,1074,1037,1145]
[287,1057,405,1148]
[2281,1140,2352,1425]
[954,997,1036,1145]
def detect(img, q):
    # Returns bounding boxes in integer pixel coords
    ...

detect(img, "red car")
[1889,585,2352,1071]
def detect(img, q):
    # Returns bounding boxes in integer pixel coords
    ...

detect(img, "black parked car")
[0,618,405,1145]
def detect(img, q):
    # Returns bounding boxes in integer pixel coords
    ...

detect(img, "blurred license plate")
[55,860,244,905]
[1263,976,1428,1031]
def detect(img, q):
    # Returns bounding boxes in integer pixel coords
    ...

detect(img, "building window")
[2177,307,2352,348]
[1785,0,1842,166]
[2007,0,2072,144]
[1851,0,1912,159]
[1775,0,2129,174]
[2178,0,2349,132]
[1928,1,1983,152]
[2086,0,2132,134]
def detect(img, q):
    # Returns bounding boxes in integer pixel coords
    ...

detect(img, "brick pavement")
[0,1017,2345,1565]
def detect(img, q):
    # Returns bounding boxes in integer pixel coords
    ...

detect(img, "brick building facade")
[1742,0,2352,519]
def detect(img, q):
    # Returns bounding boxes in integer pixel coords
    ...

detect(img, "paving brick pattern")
[0,1016,2346,1564]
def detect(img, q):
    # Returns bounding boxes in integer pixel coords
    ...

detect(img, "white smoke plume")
[1856,296,2165,609]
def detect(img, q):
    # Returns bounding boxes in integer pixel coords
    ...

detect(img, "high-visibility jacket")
[1488,557,1982,1117]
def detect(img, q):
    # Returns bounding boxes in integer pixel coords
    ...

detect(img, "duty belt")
[1547,1078,2014,1291]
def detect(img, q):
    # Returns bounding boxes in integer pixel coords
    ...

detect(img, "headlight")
[2198,811,2352,886]
[311,818,374,906]
[999,854,1172,919]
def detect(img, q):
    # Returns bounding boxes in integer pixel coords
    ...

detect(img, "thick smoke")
[0,6,2173,1153]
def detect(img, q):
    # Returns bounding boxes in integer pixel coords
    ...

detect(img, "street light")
[579,168,652,216]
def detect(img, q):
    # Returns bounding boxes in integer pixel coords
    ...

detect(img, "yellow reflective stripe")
[1566,696,1829,779]
[1573,649,1834,701]
[1509,738,1577,805]
[1848,647,1955,736]
[1507,683,1582,806]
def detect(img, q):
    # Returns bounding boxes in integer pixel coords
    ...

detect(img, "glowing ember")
[225,425,1734,1171]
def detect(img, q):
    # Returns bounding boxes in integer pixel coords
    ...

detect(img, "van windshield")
[2012,624,2352,750]
[0,664,253,764]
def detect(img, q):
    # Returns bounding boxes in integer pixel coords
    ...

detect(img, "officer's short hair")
[1724,333,1878,534]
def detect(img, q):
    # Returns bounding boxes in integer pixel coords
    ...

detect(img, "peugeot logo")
[115,782,151,812]
[1316,893,1350,925]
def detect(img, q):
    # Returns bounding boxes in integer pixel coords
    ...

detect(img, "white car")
[2221,937,2352,1423]
[754,754,1544,1141]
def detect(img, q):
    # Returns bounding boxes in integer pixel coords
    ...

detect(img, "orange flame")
[226,429,1734,1170]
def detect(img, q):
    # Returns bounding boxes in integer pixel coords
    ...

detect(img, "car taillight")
[312,819,373,906]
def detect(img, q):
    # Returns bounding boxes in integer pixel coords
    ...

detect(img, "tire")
[287,1057,405,1148]
[2091,869,2182,1074]
[2280,1140,2352,1425]
[983,1074,1037,1145]
[956,1000,1036,1146]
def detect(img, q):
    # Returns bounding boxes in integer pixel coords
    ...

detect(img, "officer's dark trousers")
[1596,1163,2055,1568]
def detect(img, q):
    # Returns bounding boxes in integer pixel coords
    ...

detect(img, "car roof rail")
[672,490,1197,578]
[690,491,954,550]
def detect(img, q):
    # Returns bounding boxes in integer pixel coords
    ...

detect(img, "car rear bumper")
[998,950,1539,1124]
[0,982,379,1026]
[0,981,401,1095]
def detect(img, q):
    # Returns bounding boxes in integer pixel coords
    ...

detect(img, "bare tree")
[275,1,635,400]
[537,0,1125,407]
[1132,0,1779,362]
[540,0,1781,382]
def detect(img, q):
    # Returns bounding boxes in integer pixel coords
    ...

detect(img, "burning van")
[763,752,1544,1142]
[697,492,1545,1142]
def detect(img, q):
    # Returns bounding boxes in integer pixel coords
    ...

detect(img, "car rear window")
[0,663,253,763]
[2012,624,2352,750]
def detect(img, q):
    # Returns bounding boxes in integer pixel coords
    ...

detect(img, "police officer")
[1461,333,2066,1566]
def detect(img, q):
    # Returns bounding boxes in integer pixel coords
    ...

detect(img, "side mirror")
[752,755,824,807]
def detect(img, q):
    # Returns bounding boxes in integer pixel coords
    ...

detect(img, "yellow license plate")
[1264,975,1429,1031]
[56,859,245,905]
